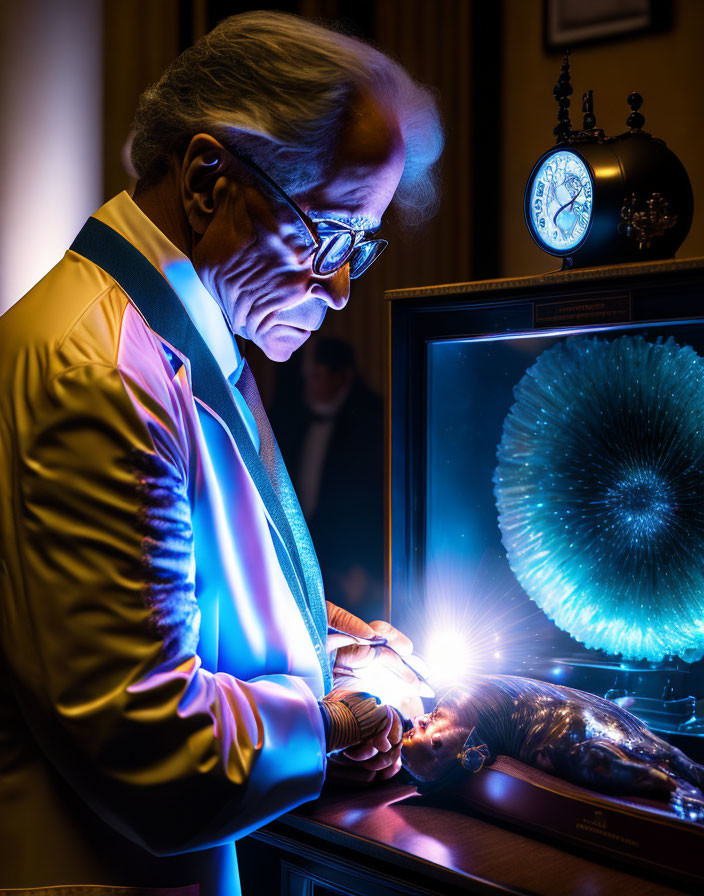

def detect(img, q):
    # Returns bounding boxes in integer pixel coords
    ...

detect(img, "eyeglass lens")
[315,235,387,279]
[348,241,387,279]
[316,232,355,275]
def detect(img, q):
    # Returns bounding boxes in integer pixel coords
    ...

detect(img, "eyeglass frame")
[228,149,388,279]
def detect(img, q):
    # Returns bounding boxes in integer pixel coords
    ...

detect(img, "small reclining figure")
[402,675,704,819]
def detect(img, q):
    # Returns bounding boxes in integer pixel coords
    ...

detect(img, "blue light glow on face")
[528,150,592,252]
[493,334,704,663]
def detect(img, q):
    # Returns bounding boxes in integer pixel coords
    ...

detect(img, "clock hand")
[553,184,583,227]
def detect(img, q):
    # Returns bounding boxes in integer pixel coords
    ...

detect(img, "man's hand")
[319,689,397,753]
[326,602,433,718]
[327,715,404,785]
[318,688,404,785]
[326,602,413,673]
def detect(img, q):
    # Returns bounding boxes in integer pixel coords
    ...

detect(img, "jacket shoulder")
[0,250,130,372]
[0,251,183,428]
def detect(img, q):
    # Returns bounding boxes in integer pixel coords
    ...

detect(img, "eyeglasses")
[233,151,388,279]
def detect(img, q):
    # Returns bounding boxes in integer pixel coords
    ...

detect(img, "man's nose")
[315,265,350,311]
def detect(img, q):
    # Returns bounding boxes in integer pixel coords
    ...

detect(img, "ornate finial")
[553,50,573,144]
[582,90,596,130]
[627,92,645,130]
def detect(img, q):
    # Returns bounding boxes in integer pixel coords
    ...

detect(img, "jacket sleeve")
[7,359,326,856]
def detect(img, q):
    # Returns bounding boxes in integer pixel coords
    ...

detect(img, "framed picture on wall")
[544,0,671,51]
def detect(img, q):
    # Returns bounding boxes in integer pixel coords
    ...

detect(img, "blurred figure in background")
[273,338,385,620]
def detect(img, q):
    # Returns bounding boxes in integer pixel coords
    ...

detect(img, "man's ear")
[180,133,242,235]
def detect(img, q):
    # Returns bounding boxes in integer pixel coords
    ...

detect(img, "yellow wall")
[501,0,704,277]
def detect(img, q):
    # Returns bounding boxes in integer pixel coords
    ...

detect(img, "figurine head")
[402,687,478,784]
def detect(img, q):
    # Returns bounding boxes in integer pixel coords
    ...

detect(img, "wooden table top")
[280,779,691,896]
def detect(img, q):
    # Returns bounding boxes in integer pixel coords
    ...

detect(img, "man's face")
[193,94,405,362]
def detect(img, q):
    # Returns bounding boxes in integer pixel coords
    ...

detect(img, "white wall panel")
[0,0,103,312]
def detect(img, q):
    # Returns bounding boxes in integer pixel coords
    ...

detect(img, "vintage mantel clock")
[524,53,693,268]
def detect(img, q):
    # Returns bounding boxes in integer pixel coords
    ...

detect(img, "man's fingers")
[355,745,401,772]
[334,645,417,682]
[369,620,413,656]
[326,632,366,653]
[365,706,400,751]
[370,646,416,683]
[328,611,435,707]
[388,709,403,745]
[340,708,398,758]
[327,603,376,640]
[375,648,435,697]
[405,653,431,683]
[343,742,379,761]
[398,695,425,719]
[326,745,403,785]
[377,754,403,780]
[336,743,402,773]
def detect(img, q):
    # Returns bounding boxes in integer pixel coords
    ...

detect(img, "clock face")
[527,150,593,254]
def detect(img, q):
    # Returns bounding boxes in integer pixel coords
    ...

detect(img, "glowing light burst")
[494,334,704,662]
[425,628,472,687]
[400,562,539,690]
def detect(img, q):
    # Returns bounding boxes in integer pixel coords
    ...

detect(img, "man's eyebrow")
[309,211,381,232]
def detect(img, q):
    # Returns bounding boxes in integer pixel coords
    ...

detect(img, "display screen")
[528,150,592,252]
[426,320,704,734]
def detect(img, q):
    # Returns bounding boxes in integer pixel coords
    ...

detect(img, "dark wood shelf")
[239,778,691,895]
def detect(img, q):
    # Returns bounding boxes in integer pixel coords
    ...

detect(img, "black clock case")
[525,136,693,269]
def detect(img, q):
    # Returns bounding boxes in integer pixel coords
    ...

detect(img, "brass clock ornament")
[524,52,693,270]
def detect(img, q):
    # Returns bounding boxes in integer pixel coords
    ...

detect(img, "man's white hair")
[131,11,443,224]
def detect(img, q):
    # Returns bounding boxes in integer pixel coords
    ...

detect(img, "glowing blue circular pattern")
[528,150,593,253]
[493,335,704,662]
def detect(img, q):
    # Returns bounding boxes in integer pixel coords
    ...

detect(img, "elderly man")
[0,11,442,896]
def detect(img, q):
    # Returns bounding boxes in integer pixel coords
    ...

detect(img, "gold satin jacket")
[0,194,329,896]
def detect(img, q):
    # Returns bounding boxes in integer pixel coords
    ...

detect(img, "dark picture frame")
[544,0,671,52]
